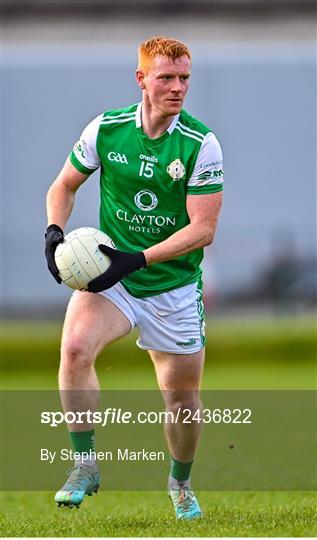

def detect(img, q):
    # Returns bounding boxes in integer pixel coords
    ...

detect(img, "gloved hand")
[87,245,146,293]
[45,224,64,283]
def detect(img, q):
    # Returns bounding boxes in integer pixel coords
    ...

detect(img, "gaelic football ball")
[55,227,112,290]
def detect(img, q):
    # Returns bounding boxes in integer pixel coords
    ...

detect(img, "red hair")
[138,36,191,73]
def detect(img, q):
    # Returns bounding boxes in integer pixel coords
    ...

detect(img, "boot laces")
[63,465,94,490]
[176,489,195,511]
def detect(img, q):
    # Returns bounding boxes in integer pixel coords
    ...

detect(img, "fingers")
[87,272,112,293]
[47,255,62,284]
[48,265,62,284]
[98,244,114,257]
[45,228,64,285]
[45,246,62,283]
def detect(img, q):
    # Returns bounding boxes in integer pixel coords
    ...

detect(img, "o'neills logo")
[116,209,176,227]
[139,154,158,163]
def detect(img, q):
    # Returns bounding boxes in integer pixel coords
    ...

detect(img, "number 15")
[139,161,154,178]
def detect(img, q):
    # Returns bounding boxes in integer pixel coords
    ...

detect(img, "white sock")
[168,474,191,490]
[75,457,96,468]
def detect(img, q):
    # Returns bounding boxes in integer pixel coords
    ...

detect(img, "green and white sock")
[69,429,96,467]
[169,456,193,488]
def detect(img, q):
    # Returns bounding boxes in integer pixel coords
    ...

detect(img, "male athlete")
[45,36,223,520]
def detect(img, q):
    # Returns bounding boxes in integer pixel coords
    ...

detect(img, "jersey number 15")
[139,161,154,178]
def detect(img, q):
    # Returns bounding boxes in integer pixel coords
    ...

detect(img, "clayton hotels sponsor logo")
[134,190,158,211]
[115,190,176,234]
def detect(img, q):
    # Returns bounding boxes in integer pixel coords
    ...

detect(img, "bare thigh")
[61,291,132,359]
[149,349,205,461]
[149,349,205,391]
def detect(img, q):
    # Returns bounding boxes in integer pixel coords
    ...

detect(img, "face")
[136,54,191,117]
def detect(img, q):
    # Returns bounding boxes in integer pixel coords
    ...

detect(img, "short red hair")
[138,36,191,73]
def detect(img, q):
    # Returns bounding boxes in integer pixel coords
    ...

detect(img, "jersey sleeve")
[69,114,103,175]
[187,132,223,194]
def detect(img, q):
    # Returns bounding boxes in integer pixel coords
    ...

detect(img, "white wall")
[3,16,316,307]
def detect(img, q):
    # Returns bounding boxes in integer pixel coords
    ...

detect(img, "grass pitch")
[1,491,316,537]
[1,316,316,536]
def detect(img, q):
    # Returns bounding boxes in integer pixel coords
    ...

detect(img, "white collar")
[135,102,179,135]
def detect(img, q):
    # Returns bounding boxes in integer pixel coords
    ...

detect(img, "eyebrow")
[157,72,191,77]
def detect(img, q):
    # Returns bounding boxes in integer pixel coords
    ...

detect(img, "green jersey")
[69,102,223,298]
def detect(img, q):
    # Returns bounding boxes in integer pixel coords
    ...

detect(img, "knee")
[61,335,95,371]
[166,391,201,415]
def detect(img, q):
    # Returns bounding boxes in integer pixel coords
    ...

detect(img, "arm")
[143,191,223,265]
[88,192,222,293]
[45,115,102,283]
[45,158,90,283]
[47,113,102,228]
[143,130,224,263]
[46,157,89,228]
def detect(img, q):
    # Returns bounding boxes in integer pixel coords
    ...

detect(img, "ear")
[136,69,146,90]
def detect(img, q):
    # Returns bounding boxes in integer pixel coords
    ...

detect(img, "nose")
[171,77,182,92]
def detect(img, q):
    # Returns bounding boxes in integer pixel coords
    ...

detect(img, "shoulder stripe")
[101,116,136,126]
[177,121,205,141]
[102,111,136,121]
[188,177,223,187]
[198,172,212,180]
[175,125,204,143]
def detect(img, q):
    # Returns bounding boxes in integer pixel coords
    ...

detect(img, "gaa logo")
[167,159,185,180]
[107,151,128,164]
[134,190,158,211]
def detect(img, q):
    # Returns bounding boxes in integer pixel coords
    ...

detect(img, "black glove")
[45,224,64,283]
[87,245,146,293]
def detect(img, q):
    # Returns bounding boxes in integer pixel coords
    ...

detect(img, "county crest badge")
[167,159,186,181]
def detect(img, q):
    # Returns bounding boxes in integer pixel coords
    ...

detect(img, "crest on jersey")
[167,159,186,181]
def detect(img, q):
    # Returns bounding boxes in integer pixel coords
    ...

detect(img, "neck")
[140,98,176,139]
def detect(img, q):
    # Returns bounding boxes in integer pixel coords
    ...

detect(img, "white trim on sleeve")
[187,132,224,188]
[72,114,103,170]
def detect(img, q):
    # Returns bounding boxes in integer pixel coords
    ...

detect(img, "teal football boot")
[54,464,100,509]
[169,487,203,520]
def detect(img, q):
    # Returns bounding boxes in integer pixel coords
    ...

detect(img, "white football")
[55,227,112,290]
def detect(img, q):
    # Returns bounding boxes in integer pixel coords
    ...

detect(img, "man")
[45,36,223,520]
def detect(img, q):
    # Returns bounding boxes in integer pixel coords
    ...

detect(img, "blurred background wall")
[3,0,316,317]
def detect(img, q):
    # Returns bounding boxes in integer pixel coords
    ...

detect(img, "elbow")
[203,235,214,247]
[48,177,75,198]
[201,231,214,248]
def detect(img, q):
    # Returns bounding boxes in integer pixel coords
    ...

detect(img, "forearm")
[143,222,213,265]
[144,191,223,266]
[46,181,75,229]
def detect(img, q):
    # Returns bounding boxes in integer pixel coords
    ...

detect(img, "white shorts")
[99,281,205,354]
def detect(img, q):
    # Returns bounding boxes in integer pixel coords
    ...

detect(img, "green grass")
[2,315,316,390]
[1,491,316,537]
[1,316,316,536]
